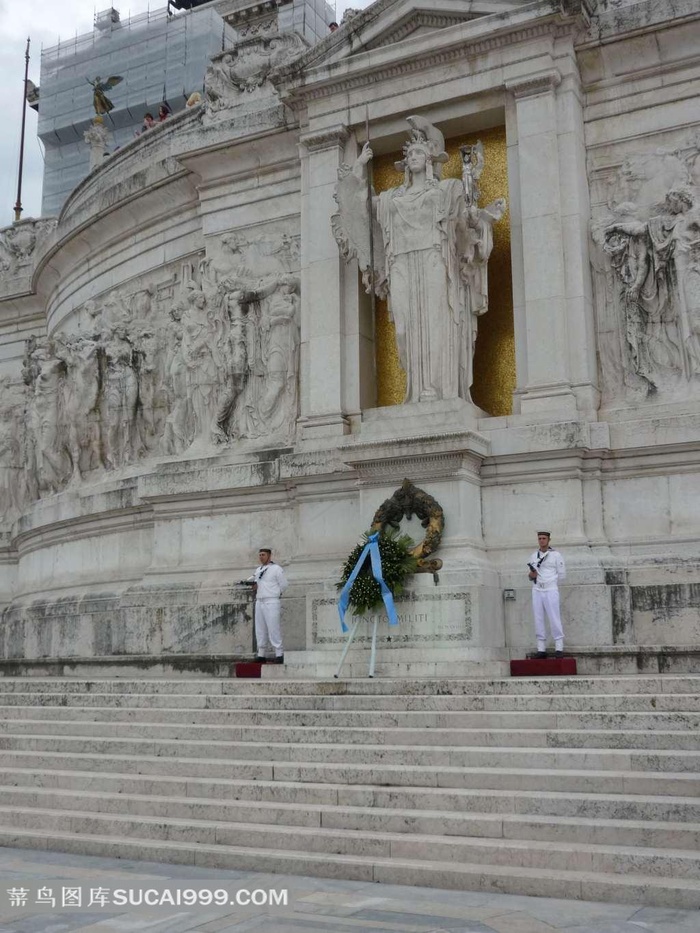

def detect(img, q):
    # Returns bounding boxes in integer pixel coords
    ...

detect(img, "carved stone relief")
[0,377,30,525]
[235,19,277,39]
[592,134,700,403]
[203,31,307,121]
[0,229,301,524]
[0,218,57,297]
[235,274,300,442]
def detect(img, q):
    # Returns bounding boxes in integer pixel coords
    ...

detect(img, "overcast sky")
[0,0,367,229]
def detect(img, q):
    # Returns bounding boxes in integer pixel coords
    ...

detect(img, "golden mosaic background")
[372,125,514,415]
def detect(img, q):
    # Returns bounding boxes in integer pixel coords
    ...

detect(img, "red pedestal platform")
[234,661,263,678]
[510,657,577,676]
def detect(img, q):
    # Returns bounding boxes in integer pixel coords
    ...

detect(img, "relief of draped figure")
[241,275,300,441]
[101,322,140,469]
[161,302,190,456]
[604,189,700,389]
[180,280,231,450]
[55,332,103,480]
[1,235,302,519]
[0,377,30,525]
[593,137,700,403]
[25,340,71,497]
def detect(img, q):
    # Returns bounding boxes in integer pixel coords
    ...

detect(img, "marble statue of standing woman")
[333,115,505,405]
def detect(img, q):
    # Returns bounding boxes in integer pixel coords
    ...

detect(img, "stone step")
[0,804,699,880]
[2,716,699,753]
[0,693,211,710]
[289,661,514,678]
[1,754,697,796]
[3,739,699,785]
[1,761,698,822]
[0,726,697,756]
[0,676,698,695]
[326,806,700,852]
[2,691,699,713]
[1,674,697,910]
[3,784,700,850]
[3,708,700,731]
[0,827,698,907]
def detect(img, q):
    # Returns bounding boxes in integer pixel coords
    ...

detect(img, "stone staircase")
[0,674,699,907]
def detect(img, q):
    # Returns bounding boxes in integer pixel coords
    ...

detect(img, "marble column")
[506,68,599,418]
[298,124,352,439]
[84,121,112,172]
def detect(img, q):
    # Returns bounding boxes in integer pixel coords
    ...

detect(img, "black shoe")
[554,651,564,659]
[534,651,547,660]
[272,656,284,664]
[254,656,267,663]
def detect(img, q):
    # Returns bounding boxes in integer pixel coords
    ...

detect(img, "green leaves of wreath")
[337,528,419,616]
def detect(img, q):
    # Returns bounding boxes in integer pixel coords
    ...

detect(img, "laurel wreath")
[337,528,419,616]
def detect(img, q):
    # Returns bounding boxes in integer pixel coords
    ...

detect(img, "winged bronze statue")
[87,76,123,116]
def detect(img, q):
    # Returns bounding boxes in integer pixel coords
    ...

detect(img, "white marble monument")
[0,0,699,675]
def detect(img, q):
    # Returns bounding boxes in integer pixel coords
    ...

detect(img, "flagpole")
[13,37,31,223]
[364,104,376,323]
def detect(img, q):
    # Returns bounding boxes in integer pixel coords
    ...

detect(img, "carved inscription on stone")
[311,591,473,646]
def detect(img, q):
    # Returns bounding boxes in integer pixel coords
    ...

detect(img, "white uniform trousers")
[255,598,283,657]
[532,586,564,651]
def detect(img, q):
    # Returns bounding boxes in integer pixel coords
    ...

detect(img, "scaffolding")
[279,0,335,45]
[39,6,236,215]
[38,0,335,216]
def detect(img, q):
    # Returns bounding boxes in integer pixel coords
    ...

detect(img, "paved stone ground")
[0,848,697,933]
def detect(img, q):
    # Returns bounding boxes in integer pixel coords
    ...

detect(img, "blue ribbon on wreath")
[337,531,399,632]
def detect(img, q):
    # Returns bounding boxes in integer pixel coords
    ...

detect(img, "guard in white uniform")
[528,531,566,658]
[248,548,288,663]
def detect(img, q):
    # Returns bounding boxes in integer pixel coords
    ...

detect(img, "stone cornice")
[342,429,489,453]
[505,68,562,98]
[284,23,573,106]
[481,449,590,485]
[480,440,700,486]
[275,2,580,106]
[341,431,489,484]
[369,11,480,50]
[0,304,46,334]
[222,0,278,25]
[13,505,154,560]
[298,124,350,152]
[277,0,566,79]
[349,452,483,485]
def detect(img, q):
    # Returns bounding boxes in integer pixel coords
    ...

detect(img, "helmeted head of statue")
[395,115,448,187]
